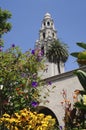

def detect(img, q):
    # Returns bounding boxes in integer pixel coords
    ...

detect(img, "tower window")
[41,46,44,55]
[44,22,45,26]
[47,21,50,26]
[43,32,45,39]
[52,33,54,37]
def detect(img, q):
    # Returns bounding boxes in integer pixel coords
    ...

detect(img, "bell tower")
[35,13,64,79]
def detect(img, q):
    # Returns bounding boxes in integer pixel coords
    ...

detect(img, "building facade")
[35,13,84,129]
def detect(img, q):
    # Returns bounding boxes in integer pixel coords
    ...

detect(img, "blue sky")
[0,0,86,72]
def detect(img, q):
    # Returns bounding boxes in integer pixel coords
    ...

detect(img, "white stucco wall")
[39,61,65,79]
[39,66,86,128]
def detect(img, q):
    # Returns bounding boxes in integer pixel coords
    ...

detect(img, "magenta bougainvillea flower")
[38,50,42,57]
[31,101,38,107]
[12,44,15,47]
[59,126,63,130]
[31,81,38,87]
[31,50,35,54]
[48,81,52,85]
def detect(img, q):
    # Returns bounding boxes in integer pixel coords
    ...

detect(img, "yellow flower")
[3,113,10,118]
[83,95,86,105]
[14,126,18,130]
[37,126,45,130]
[14,112,20,119]
[10,118,15,123]
[0,108,56,130]
[21,112,27,117]
[37,113,44,119]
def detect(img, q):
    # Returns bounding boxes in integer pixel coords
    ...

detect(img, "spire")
[44,13,51,19]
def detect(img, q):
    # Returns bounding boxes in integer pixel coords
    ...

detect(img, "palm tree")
[46,39,69,74]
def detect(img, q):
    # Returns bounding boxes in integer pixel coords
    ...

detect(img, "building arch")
[37,106,59,125]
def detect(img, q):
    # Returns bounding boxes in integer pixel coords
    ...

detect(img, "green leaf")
[14,103,20,108]
[79,90,86,95]
[77,42,86,49]
[71,52,79,58]
[74,102,86,110]
[21,98,25,103]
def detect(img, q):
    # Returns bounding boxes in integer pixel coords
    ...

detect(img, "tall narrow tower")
[35,13,65,79]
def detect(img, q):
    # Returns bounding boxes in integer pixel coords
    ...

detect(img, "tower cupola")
[39,12,57,41]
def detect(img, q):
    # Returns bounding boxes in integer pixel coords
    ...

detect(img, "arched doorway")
[37,106,59,125]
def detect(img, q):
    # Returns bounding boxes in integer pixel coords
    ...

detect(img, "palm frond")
[77,42,86,49]
[71,52,79,58]
[46,39,69,63]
